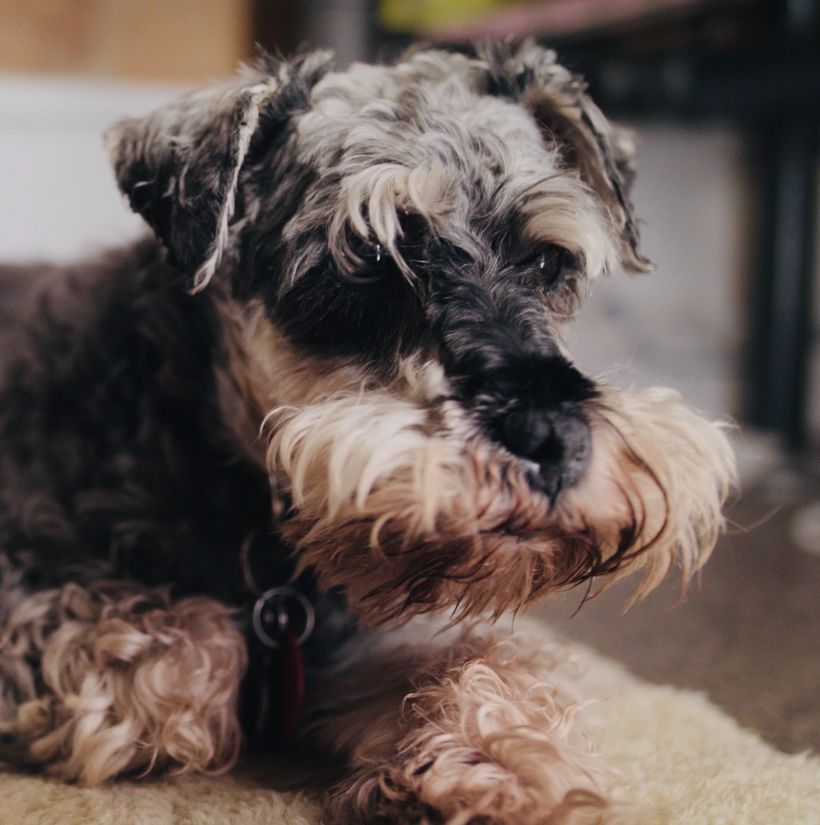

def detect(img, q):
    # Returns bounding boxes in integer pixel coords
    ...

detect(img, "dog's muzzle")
[499,404,591,501]
[445,347,596,502]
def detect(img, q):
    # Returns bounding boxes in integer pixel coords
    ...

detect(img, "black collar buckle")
[251,585,316,650]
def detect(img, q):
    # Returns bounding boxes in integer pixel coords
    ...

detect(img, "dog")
[0,41,735,824]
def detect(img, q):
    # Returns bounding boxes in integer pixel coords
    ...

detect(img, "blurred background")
[0,0,818,752]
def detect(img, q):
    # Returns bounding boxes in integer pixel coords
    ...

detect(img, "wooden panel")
[0,0,252,81]
[92,0,252,81]
[0,0,98,73]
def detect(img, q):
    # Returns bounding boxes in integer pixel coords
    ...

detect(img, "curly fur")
[0,582,246,785]
[309,622,622,825]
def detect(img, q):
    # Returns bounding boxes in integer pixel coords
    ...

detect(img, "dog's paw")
[324,634,621,825]
[326,751,616,825]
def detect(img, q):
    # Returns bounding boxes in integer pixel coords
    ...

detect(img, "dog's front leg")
[0,581,246,784]
[305,621,619,825]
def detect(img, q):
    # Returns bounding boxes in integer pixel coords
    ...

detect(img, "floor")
[533,451,820,755]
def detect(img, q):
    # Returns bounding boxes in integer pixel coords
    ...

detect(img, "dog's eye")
[526,245,571,288]
[340,239,391,285]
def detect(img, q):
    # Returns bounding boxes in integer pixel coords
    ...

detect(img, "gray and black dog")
[0,42,734,824]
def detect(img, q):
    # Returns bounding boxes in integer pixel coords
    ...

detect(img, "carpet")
[2,631,817,825]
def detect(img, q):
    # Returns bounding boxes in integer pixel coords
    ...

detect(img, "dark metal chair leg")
[747,118,818,450]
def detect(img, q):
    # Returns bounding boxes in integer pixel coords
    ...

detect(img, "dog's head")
[107,42,735,624]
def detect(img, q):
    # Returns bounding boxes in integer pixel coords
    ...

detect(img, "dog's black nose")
[501,406,591,499]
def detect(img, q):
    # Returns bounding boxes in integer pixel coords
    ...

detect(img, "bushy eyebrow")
[325,161,455,283]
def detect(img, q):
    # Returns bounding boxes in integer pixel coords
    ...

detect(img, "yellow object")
[379,0,509,34]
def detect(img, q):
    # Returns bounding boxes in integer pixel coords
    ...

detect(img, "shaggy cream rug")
[1,633,818,825]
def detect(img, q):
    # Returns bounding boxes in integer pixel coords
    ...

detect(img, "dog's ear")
[478,41,652,274]
[106,50,333,292]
